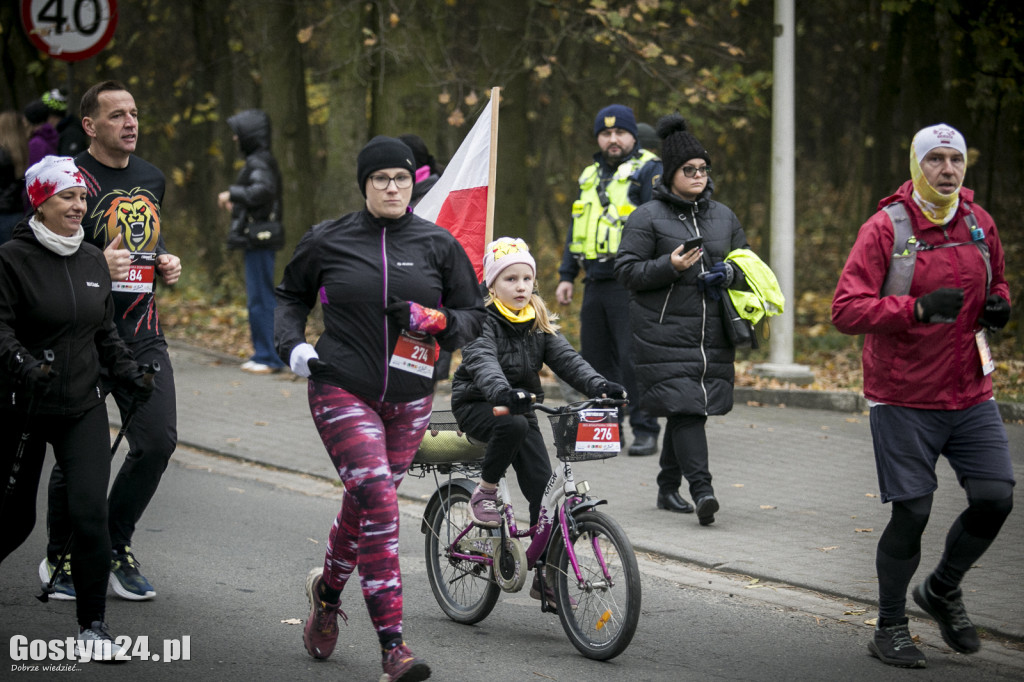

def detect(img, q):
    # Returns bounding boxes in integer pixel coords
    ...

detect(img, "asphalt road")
[2,446,1022,681]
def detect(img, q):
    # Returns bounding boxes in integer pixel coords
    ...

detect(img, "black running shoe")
[913,580,980,654]
[868,618,927,668]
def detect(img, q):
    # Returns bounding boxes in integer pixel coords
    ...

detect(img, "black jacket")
[614,184,749,417]
[0,220,138,414]
[275,209,484,403]
[226,109,283,251]
[451,304,605,409]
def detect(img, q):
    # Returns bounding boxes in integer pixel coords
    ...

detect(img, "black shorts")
[869,399,1014,503]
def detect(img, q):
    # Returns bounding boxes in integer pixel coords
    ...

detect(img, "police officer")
[555,105,664,462]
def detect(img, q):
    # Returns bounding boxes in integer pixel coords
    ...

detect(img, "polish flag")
[415,96,497,282]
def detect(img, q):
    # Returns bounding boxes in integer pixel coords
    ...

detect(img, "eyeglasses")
[681,165,711,178]
[369,173,413,190]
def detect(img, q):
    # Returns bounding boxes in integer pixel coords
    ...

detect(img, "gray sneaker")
[868,618,927,668]
[913,580,981,653]
[76,621,128,663]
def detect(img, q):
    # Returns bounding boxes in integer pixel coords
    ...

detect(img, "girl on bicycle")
[451,237,625,606]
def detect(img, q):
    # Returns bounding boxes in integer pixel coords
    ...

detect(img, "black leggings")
[48,341,177,555]
[0,403,112,628]
[876,478,1013,620]
[453,401,552,526]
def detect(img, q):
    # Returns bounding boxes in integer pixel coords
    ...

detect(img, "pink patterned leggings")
[308,381,432,640]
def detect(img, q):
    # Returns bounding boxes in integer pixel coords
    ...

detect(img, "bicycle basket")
[547,409,620,462]
[413,410,486,465]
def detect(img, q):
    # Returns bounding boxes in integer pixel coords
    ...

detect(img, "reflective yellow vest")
[570,150,659,260]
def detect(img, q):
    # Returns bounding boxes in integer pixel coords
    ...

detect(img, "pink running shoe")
[380,641,431,681]
[302,567,347,659]
[469,484,501,528]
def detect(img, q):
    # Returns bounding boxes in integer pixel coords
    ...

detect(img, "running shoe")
[303,567,347,659]
[38,556,76,600]
[468,484,501,528]
[76,621,128,663]
[380,641,430,682]
[868,618,927,668]
[913,579,981,653]
[109,546,156,600]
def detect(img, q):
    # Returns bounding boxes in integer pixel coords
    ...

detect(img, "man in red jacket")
[833,123,1014,670]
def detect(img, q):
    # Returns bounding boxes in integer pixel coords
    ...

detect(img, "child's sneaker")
[468,484,500,528]
[380,641,430,682]
[303,568,347,659]
[38,556,76,600]
[76,621,128,663]
[109,546,156,600]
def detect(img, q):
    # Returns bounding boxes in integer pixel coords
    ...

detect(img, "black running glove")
[592,380,627,400]
[20,362,57,402]
[978,294,1010,330]
[914,288,964,324]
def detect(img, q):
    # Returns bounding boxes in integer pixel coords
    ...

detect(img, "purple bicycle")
[412,398,641,661]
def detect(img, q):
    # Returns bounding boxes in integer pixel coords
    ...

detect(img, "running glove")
[978,294,1011,330]
[20,362,57,402]
[498,388,533,415]
[289,343,319,378]
[592,381,627,400]
[124,367,156,405]
[915,288,964,323]
[386,300,448,336]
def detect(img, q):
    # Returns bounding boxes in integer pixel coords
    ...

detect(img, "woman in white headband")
[0,155,153,660]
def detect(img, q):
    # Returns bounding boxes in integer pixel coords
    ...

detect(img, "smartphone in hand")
[682,236,703,252]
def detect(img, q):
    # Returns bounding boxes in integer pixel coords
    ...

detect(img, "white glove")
[289,343,319,378]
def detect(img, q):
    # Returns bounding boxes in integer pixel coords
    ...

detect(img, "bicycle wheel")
[424,487,501,624]
[550,510,641,660]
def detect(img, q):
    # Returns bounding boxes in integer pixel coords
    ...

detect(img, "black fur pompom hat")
[657,114,710,186]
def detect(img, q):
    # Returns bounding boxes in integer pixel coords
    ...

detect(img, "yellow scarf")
[910,150,960,226]
[492,298,536,324]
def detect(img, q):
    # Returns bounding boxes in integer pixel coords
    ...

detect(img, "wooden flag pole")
[484,86,500,246]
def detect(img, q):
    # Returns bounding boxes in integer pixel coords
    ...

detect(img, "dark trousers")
[656,413,713,501]
[1,403,112,628]
[245,249,284,368]
[48,341,177,555]
[580,278,659,437]
[453,401,552,526]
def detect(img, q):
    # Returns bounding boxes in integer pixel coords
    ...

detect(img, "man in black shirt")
[41,81,181,602]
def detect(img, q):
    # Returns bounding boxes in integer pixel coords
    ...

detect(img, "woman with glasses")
[614,114,751,527]
[275,136,484,681]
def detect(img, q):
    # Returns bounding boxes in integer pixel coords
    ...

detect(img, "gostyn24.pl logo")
[10,635,190,664]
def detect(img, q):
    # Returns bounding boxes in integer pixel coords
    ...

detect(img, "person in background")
[451,236,624,610]
[637,121,660,156]
[615,114,750,525]
[23,97,59,167]
[0,156,153,659]
[218,108,286,374]
[276,135,484,682]
[556,104,663,459]
[398,133,443,208]
[832,123,1013,669]
[0,111,29,244]
[43,80,182,603]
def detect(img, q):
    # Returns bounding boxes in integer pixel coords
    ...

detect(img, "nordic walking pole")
[0,349,54,520]
[37,361,160,603]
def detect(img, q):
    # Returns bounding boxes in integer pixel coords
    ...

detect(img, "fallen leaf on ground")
[281,618,302,625]
[854,528,873,533]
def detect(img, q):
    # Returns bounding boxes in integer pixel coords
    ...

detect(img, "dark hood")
[227,109,271,155]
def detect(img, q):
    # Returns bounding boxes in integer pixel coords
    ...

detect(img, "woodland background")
[2,0,1022,397]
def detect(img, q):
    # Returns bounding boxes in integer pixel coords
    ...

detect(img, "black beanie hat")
[357,136,416,197]
[24,99,50,125]
[657,114,711,187]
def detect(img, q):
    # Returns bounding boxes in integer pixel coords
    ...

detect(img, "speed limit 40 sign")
[21,0,118,62]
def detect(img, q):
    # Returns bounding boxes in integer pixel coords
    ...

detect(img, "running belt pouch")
[721,294,757,349]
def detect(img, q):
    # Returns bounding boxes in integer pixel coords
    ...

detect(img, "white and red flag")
[415,92,498,282]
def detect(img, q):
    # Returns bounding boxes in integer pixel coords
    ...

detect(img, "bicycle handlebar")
[493,395,627,416]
